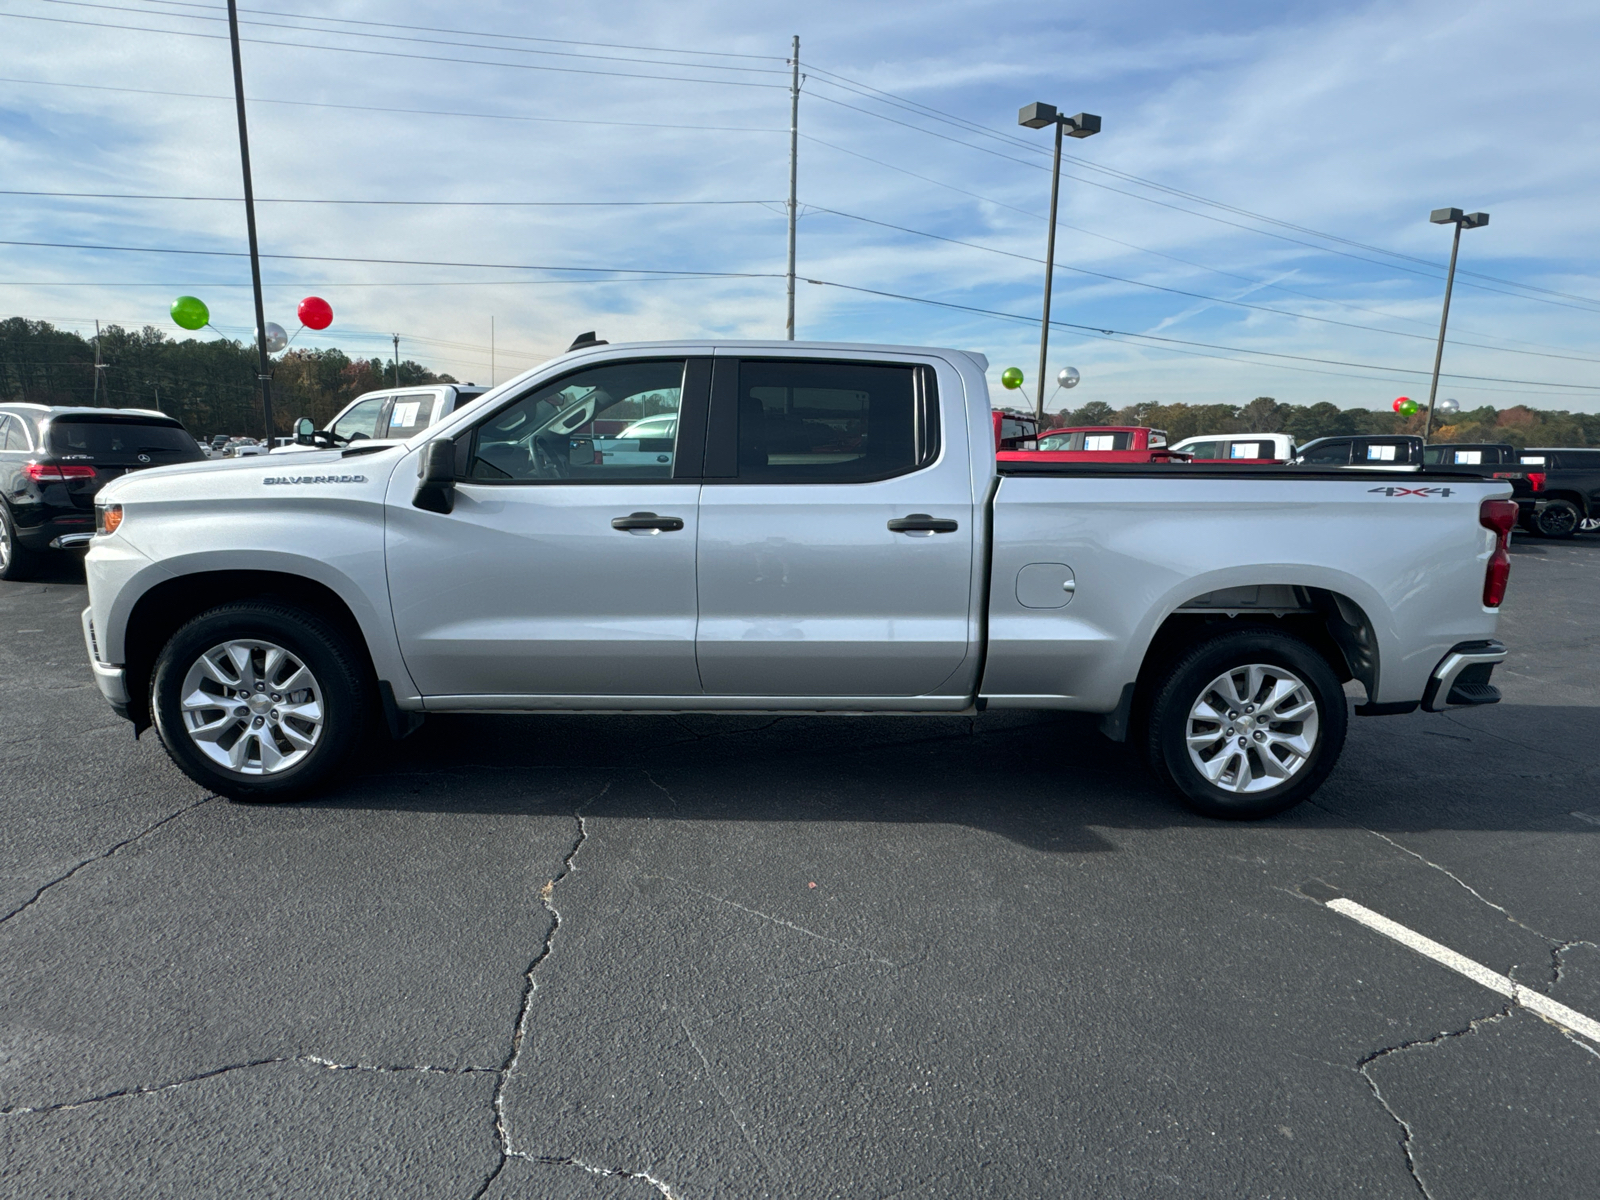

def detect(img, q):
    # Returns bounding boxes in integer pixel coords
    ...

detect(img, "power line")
[800,64,1600,311]
[802,279,1600,393]
[0,74,787,133]
[0,190,783,207]
[132,0,787,61]
[0,9,788,88]
[0,237,788,278]
[806,205,1600,366]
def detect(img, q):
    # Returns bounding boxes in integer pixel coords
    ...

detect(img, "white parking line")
[1326,898,1600,1045]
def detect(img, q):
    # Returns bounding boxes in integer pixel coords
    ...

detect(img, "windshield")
[46,416,202,459]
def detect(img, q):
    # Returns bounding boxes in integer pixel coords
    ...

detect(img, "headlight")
[95,502,123,536]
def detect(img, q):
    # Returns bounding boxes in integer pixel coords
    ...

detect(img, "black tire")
[1144,628,1348,820]
[151,601,369,802]
[0,503,37,581]
[1531,499,1581,539]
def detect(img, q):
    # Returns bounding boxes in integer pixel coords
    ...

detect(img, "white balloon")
[259,322,288,353]
[1436,397,1459,415]
[1057,366,1081,389]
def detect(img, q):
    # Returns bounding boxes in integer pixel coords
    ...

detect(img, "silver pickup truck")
[81,340,1516,819]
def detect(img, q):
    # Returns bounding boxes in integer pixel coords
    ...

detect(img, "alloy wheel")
[1185,663,1321,794]
[179,638,324,775]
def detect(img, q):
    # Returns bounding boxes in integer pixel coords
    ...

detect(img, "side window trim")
[454,356,709,485]
[702,356,942,483]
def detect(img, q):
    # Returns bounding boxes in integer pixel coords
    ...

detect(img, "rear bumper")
[81,606,130,712]
[16,511,96,550]
[1421,639,1506,712]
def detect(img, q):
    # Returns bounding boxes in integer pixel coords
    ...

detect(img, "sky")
[2,0,1599,414]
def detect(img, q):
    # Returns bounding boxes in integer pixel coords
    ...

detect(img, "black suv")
[0,404,205,579]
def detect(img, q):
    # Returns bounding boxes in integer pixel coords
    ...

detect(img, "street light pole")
[1423,206,1488,441]
[1018,104,1100,430]
[225,0,274,443]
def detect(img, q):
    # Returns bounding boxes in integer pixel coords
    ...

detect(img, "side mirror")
[294,416,315,444]
[413,439,457,514]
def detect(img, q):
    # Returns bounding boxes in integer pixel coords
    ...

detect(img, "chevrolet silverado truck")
[81,340,1516,819]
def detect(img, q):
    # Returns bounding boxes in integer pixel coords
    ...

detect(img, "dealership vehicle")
[83,340,1515,819]
[1512,447,1600,537]
[1292,434,1424,469]
[1171,433,1294,463]
[0,403,205,579]
[1006,425,1188,463]
[275,384,488,453]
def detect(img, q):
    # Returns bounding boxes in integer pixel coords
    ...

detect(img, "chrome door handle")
[611,511,684,532]
[888,514,959,534]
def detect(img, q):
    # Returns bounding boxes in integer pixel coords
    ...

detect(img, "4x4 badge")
[1368,485,1454,497]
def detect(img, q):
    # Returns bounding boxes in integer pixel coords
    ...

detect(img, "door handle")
[611,511,684,532]
[888,513,959,534]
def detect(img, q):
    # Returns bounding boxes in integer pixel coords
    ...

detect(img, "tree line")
[1040,394,1600,447]
[0,318,455,439]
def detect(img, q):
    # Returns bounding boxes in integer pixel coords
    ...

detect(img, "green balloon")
[1000,367,1024,390]
[171,295,209,330]
[1399,399,1419,417]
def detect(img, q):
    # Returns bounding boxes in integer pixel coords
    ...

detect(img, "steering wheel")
[530,432,571,479]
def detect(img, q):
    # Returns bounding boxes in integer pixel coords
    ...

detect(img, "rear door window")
[1363,442,1400,461]
[720,359,935,482]
[1184,441,1222,459]
[382,392,438,438]
[0,416,23,451]
[1229,441,1269,459]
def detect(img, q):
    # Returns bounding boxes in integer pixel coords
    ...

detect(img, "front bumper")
[81,606,130,712]
[1421,639,1506,712]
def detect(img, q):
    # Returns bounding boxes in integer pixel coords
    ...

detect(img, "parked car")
[1007,425,1188,463]
[1171,433,1294,464]
[1291,435,1425,469]
[0,403,205,579]
[82,341,1516,820]
[1512,447,1600,538]
[276,384,489,453]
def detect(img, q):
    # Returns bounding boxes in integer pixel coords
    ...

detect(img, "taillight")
[1479,498,1517,607]
[1526,472,1546,492]
[25,463,97,481]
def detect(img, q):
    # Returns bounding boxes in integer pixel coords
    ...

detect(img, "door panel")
[694,356,975,697]
[385,356,706,698]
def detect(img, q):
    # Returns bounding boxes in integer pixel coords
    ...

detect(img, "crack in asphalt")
[1356,1003,1516,1200]
[0,794,217,926]
[680,1015,784,1185]
[470,781,682,1200]
[0,1055,498,1116]
[641,872,898,967]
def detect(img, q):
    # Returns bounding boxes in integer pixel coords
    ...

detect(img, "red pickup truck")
[998,425,1189,465]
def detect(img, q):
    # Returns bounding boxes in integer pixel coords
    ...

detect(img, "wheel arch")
[120,569,381,730]
[1112,584,1378,742]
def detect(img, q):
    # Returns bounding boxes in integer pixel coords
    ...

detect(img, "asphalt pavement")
[1,534,1596,1199]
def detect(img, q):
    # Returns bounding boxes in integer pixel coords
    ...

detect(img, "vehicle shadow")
[298,699,1600,852]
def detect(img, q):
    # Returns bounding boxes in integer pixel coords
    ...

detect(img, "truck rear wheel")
[1531,499,1580,539]
[150,601,368,802]
[1145,629,1347,820]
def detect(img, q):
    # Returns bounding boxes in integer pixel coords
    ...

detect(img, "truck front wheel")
[150,601,369,802]
[1145,629,1348,819]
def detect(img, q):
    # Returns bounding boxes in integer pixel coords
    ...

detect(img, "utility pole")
[91,319,105,406]
[392,333,401,387]
[785,34,800,340]
[226,0,274,443]
[1423,207,1489,441]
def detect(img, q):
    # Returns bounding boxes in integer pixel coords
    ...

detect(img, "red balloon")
[1392,396,1410,413]
[298,296,333,330]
